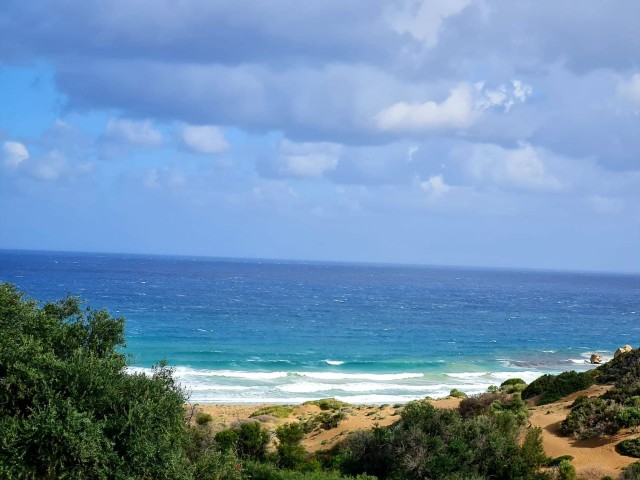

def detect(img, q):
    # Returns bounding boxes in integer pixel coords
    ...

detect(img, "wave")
[322,359,345,366]
[128,367,424,382]
[276,382,440,394]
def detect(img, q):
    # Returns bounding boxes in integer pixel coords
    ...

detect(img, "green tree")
[0,283,191,479]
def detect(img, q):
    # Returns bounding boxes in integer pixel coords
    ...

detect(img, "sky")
[0,0,639,273]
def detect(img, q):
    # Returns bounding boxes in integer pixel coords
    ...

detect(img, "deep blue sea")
[1,249,639,404]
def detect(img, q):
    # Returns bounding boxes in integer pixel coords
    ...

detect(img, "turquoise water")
[1,249,639,403]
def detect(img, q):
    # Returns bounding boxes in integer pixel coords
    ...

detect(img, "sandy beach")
[192,389,639,479]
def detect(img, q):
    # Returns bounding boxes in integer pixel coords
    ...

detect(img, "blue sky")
[1,0,639,272]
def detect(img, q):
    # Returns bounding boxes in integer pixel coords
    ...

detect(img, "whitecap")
[322,359,345,366]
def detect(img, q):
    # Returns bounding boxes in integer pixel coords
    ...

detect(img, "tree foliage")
[0,283,190,479]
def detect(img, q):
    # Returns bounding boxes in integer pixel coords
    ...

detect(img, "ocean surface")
[1,249,639,404]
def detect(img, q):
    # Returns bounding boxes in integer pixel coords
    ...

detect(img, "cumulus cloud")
[420,174,451,196]
[179,124,229,154]
[476,80,533,112]
[376,80,532,133]
[465,142,562,192]
[3,141,29,168]
[618,73,640,105]
[105,119,163,147]
[376,83,478,131]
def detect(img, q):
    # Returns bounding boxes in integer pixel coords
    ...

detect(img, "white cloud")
[466,143,562,191]
[420,174,451,196]
[180,124,229,154]
[276,139,341,178]
[618,73,640,105]
[376,84,478,131]
[375,80,532,133]
[106,119,163,147]
[475,79,533,112]
[390,0,474,48]
[3,141,29,168]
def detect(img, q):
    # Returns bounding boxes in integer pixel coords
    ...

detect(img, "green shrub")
[236,421,270,460]
[618,438,640,458]
[522,371,595,405]
[595,348,640,384]
[501,378,526,387]
[214,428,240,452]
[274,422,307,469]
[557,459,577,480]
[303,399,348,411]
[547,455,574,467]
[560,397,623,438]
[621,462,640,480]
[332,397,546,480]
[458,392,529,426]
[316,412,346,430]
[449,388,468,398]
[251,405,294,418]
[196,411,213,425]
[522,374,554,400]
[0,284,192,480]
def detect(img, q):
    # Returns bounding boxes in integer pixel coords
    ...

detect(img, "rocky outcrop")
[614,345,633,358]
[590,354,603,364]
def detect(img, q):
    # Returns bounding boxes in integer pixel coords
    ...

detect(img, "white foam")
[323,359,345,366]
[446,372,489,379]
[276,382,438,394]
[297,372,423,381]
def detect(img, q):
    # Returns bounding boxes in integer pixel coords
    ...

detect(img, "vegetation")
[303,399,348,411]
[250,405,294,419]
[521,371,595,405]
[195,411,213,425]
[621,462,640,480]
[329,399,549,480]
[559,347,640,440]
[449,388,467,398]
[617,438,640,458]
[0,283,191,479]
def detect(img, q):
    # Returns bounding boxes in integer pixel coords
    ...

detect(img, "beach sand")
[193,390,638,479]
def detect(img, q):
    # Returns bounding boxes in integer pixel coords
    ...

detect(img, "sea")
[1,249,639,404]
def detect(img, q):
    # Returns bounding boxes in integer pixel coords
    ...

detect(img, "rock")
[614,345,633,358]
[590,354,603,364]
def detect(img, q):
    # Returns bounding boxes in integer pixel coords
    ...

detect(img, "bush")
[275,422,308,470]
[459,392,529,426]
[522,374,554,400]
[449,388,468,398]
[316,412,346,430]
[459,393,508,418]
[621,462,640,480]
[522,371,595,405]
[332,398,546,480]
[251,406,294,418]
[595,348,640,384]
[303,399,348,411]
[196,411,213,425]
[557,459,577,480]
[501,378,527,387]
[618,438,640,458]
[560,397,623,438]
[0,284,192,479]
